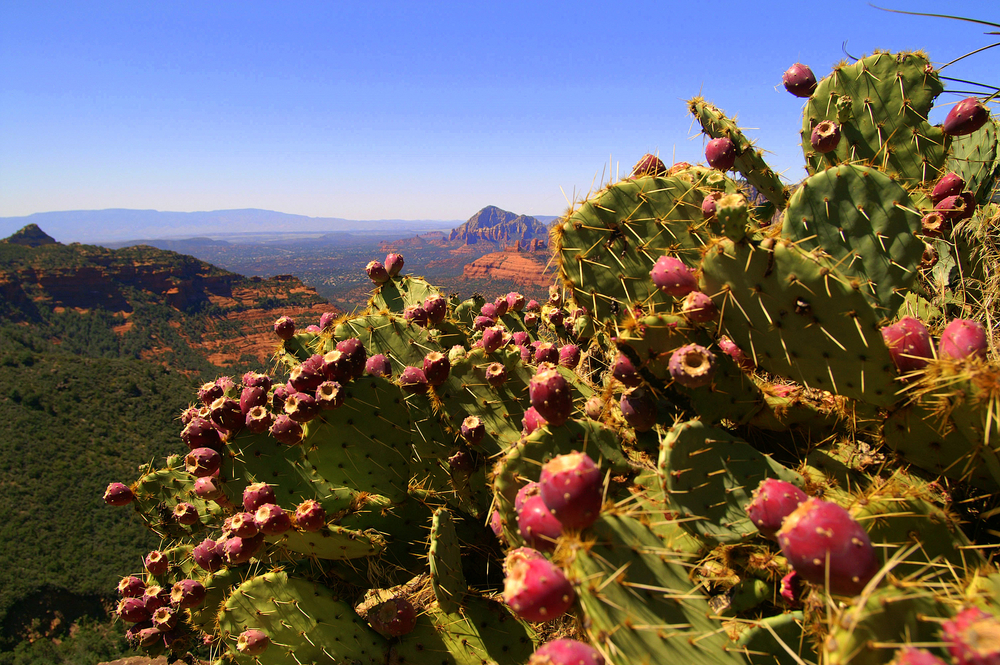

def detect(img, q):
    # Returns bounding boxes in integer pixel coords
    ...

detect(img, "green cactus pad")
[333,312,447,370]
[217,570,388,665]
[782,163,923,314]
[688,97,789,209]
[369,273,439,313]
[132,456,228,538]
[802,51,946,186]
[224,428,317,508]
[429,508,466,613]
[266,523,387,560]
[735,611,816,665]
[659,420,802,544]
[701,237,898,407]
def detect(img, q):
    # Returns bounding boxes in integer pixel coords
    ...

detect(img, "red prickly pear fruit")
[144,550,168,576]
[222,534,263,565]
[529,368,573,426]
[365,353,392,378]
[315,380,344,409]
[483,327,504,353]
[547,308,564,327]
[384,252,404,276]
[515,481,541,513]
[125,621,160,647]
[776,498,878,596]
[705,137,738,171]
[239,385,268,414]
[810,120,841,153]
[881,317,934,373]
[151,606,178,631]
[668,343,717,388]
[888,648,948,665]
[170,579,207,609]
[931,172,966,204]
[118,576,145,598]
[319,311,337,329]
[718,335,755,370]
[745,478,808,540]
[558,344,581,369]
[255,503,292,535]
[424,351,451,387]
[142,584,170,612]
[935,194,969,220]
[480,302,498,319]
[181,417,222,450]
[184,447,221,478]
[192,538,224,572]
[503,549,575,622]
[682,290,718,323]
[198,381,224,405]
[701,191,722,219]
[539,452,603,530]
[650,255,698,297]
[403,304,429,327]
[295,499,326,532]
[242,371,272,390]
[273,316,295,340]
[526,299,541,312]
[399,366,429,394]
[117,597,151,623]
[335,337,367,380]
[283,391,319,423]
[619,387,657,432]
[473,315,494,331]
[448,448,478,474]
[493,296,510,316]
[172,502,199,525]
[611,353,643,387]
[507,291,526,311]
[270,414,303,445]
[584,395,605,420]
[237,629,270,656]
[224,512,259,538]
[366,260,390,283]
[209,396,243,433]
[243,482,276,512]
[490,510,504,538]
[522,406,548,435]
[289,362,324,394]
[548,285,562,307]
[486,362,508,387]
[529,638,605,665]
[369,596,418,637]
[534,342,559,365]
[629,153,667,178]
[424,295,448,324]
[460,416,486,445]
[104,482,134,506]
[939,319,988,361]
[782,63,817,97]
[940,607,1000,665]
[922,211,947,238]
[524,312,539,328]
[193,475,223,500]
[779,570,801,605]
[943,97,990,137]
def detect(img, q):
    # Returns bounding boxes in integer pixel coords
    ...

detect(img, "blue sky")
[1,1,996,221]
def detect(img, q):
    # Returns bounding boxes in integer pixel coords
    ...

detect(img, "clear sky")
[1,1,996,221]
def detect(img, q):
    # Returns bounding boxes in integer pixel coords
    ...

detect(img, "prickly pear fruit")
[619,387,657,432]
[403,305,428,327]
[493,296,509,316]
[184,447,221,478]
[422,352,451,387]
[529,368,573,426]
[485,362,508,387]
[529,638,605,665]
[144,550,168,576]
[223,534,262,565]
[584,395,605,419]
[192,538,223,572]
[706,137,737,171]
[630,153,667,178]
[239,385,268,414]
[399,366,429,394]
[273,316,295,340]
[482,327,504,353]
[422,294,448,324]
[936,194,969,220]
[783,63,817,97]
[315,381,344,410]
[243,482,275,513]
[810,120,841,152]
[745,478,807,539]
[151,606,178,631]
[335,337,367,380]
[384,253,404,277]
[533,342,559,365]
[668,343,716,388]
[702,191,722,219]
[682,291,717,323]
[172,502,199,525]
[539,452,603,530]
[181,417,222,451]
[368,596,418,637]
[118,576,145,598]
[522,407,548,435]
[888,648,948,665]
[943,97,989,137]
[283,391,319,423]
[117,598,150,623]
[718,335,754,370]
[223,512,259,538]
[198,381,224,406]
[169,579,206,609]
[611,353,643,387]
[558,344,581,368]
[503,549,575,622]
[104,482,134,506]
[518,494,563,551]
[269,414,304,445]
[295,499,326,532]
[142,584,169,611]
[255,503,291,535]
[776,498,878,596]
[650,255,698,297]
[940,607,1000,665]
[460,415,485,445]
[237,629,270,656]
[365,260,389,283]
[365,353,392,378]
[939,319,988,361]
[881,317,934,373]
[931,172,966,204]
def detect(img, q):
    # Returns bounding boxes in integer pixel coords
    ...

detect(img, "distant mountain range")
[0,208,558,244]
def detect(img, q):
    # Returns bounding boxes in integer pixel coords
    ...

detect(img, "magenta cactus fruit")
[558,344,580,368]
[104,482,134,506]
[629,153,667,178]
[198,381,224,406]
[224,512,259,538]
[546,308,564,327]
[181,417,222,450]
[482,327,504,354]
[682,290,718,323]
[237,629,270,656]
[239,385,268,414]
[810,120,841,153]
[940,607,1000,665]
[943,97,989,137]
[776,498,878,596]
[269,414,304,445]
[152,606,179,631]
[533,342,559,365]
[529,368,573,426]
[315,380,344,410]
[668,343,717,388]
[273,315,295,340]
[619,387,657,432]
[223,534,263,565]
[782,63,817,97]
[611,353,643,387]
[493,296,510,316]
[142,584,170,612]
[517,494,563,551]
[522,406,548,436]
[473,315,494,331]
[507,291,526,311]
[369,596,418,638]
[584,395,605,420]
[881,317,934,373]
[243,482,276,513]
[889,648,948,665]
[365,353,392,378]
[295,499,326,532]
[365,260,390,283]
[335,337,367,380]
[745,478,808,540]
[780,571,801,605]
[524,312,539,328]
[117,597,151,624]
[384,252,404,276]
[529,638,606,665]
[283,391,319,423]
[485,362,508,387]
[184,447,221,478]
[480,301,498,320]
[423,294,448,324]
[192,538,224,572]
[460,415,486,445]
[705,137,738,171]
[539,452,603,530]
[193,476,224,501]
[322,349,351,383]
[421,352,451,387]
[503,549,575,622]
[403,304,429,327]
[931,172,966,204]
[170,579,207,609]
[939,319,988,361]
[718,335,755,370]
[255,503,292,535]
[209,396,243,433]
[172,502,199,525]
[935,194,969,220]
[399,366,429,394]
[144,550,168,576]
[650,255,698,297]
[242,371,272,390]
[515,481,541,513]
[118,576,145,598]
[319,311,337,330]
[702,191,722,219]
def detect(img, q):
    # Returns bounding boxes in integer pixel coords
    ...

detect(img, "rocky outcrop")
[461,252,553,288]
[448,206,548,246]
[2,224,57,247]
